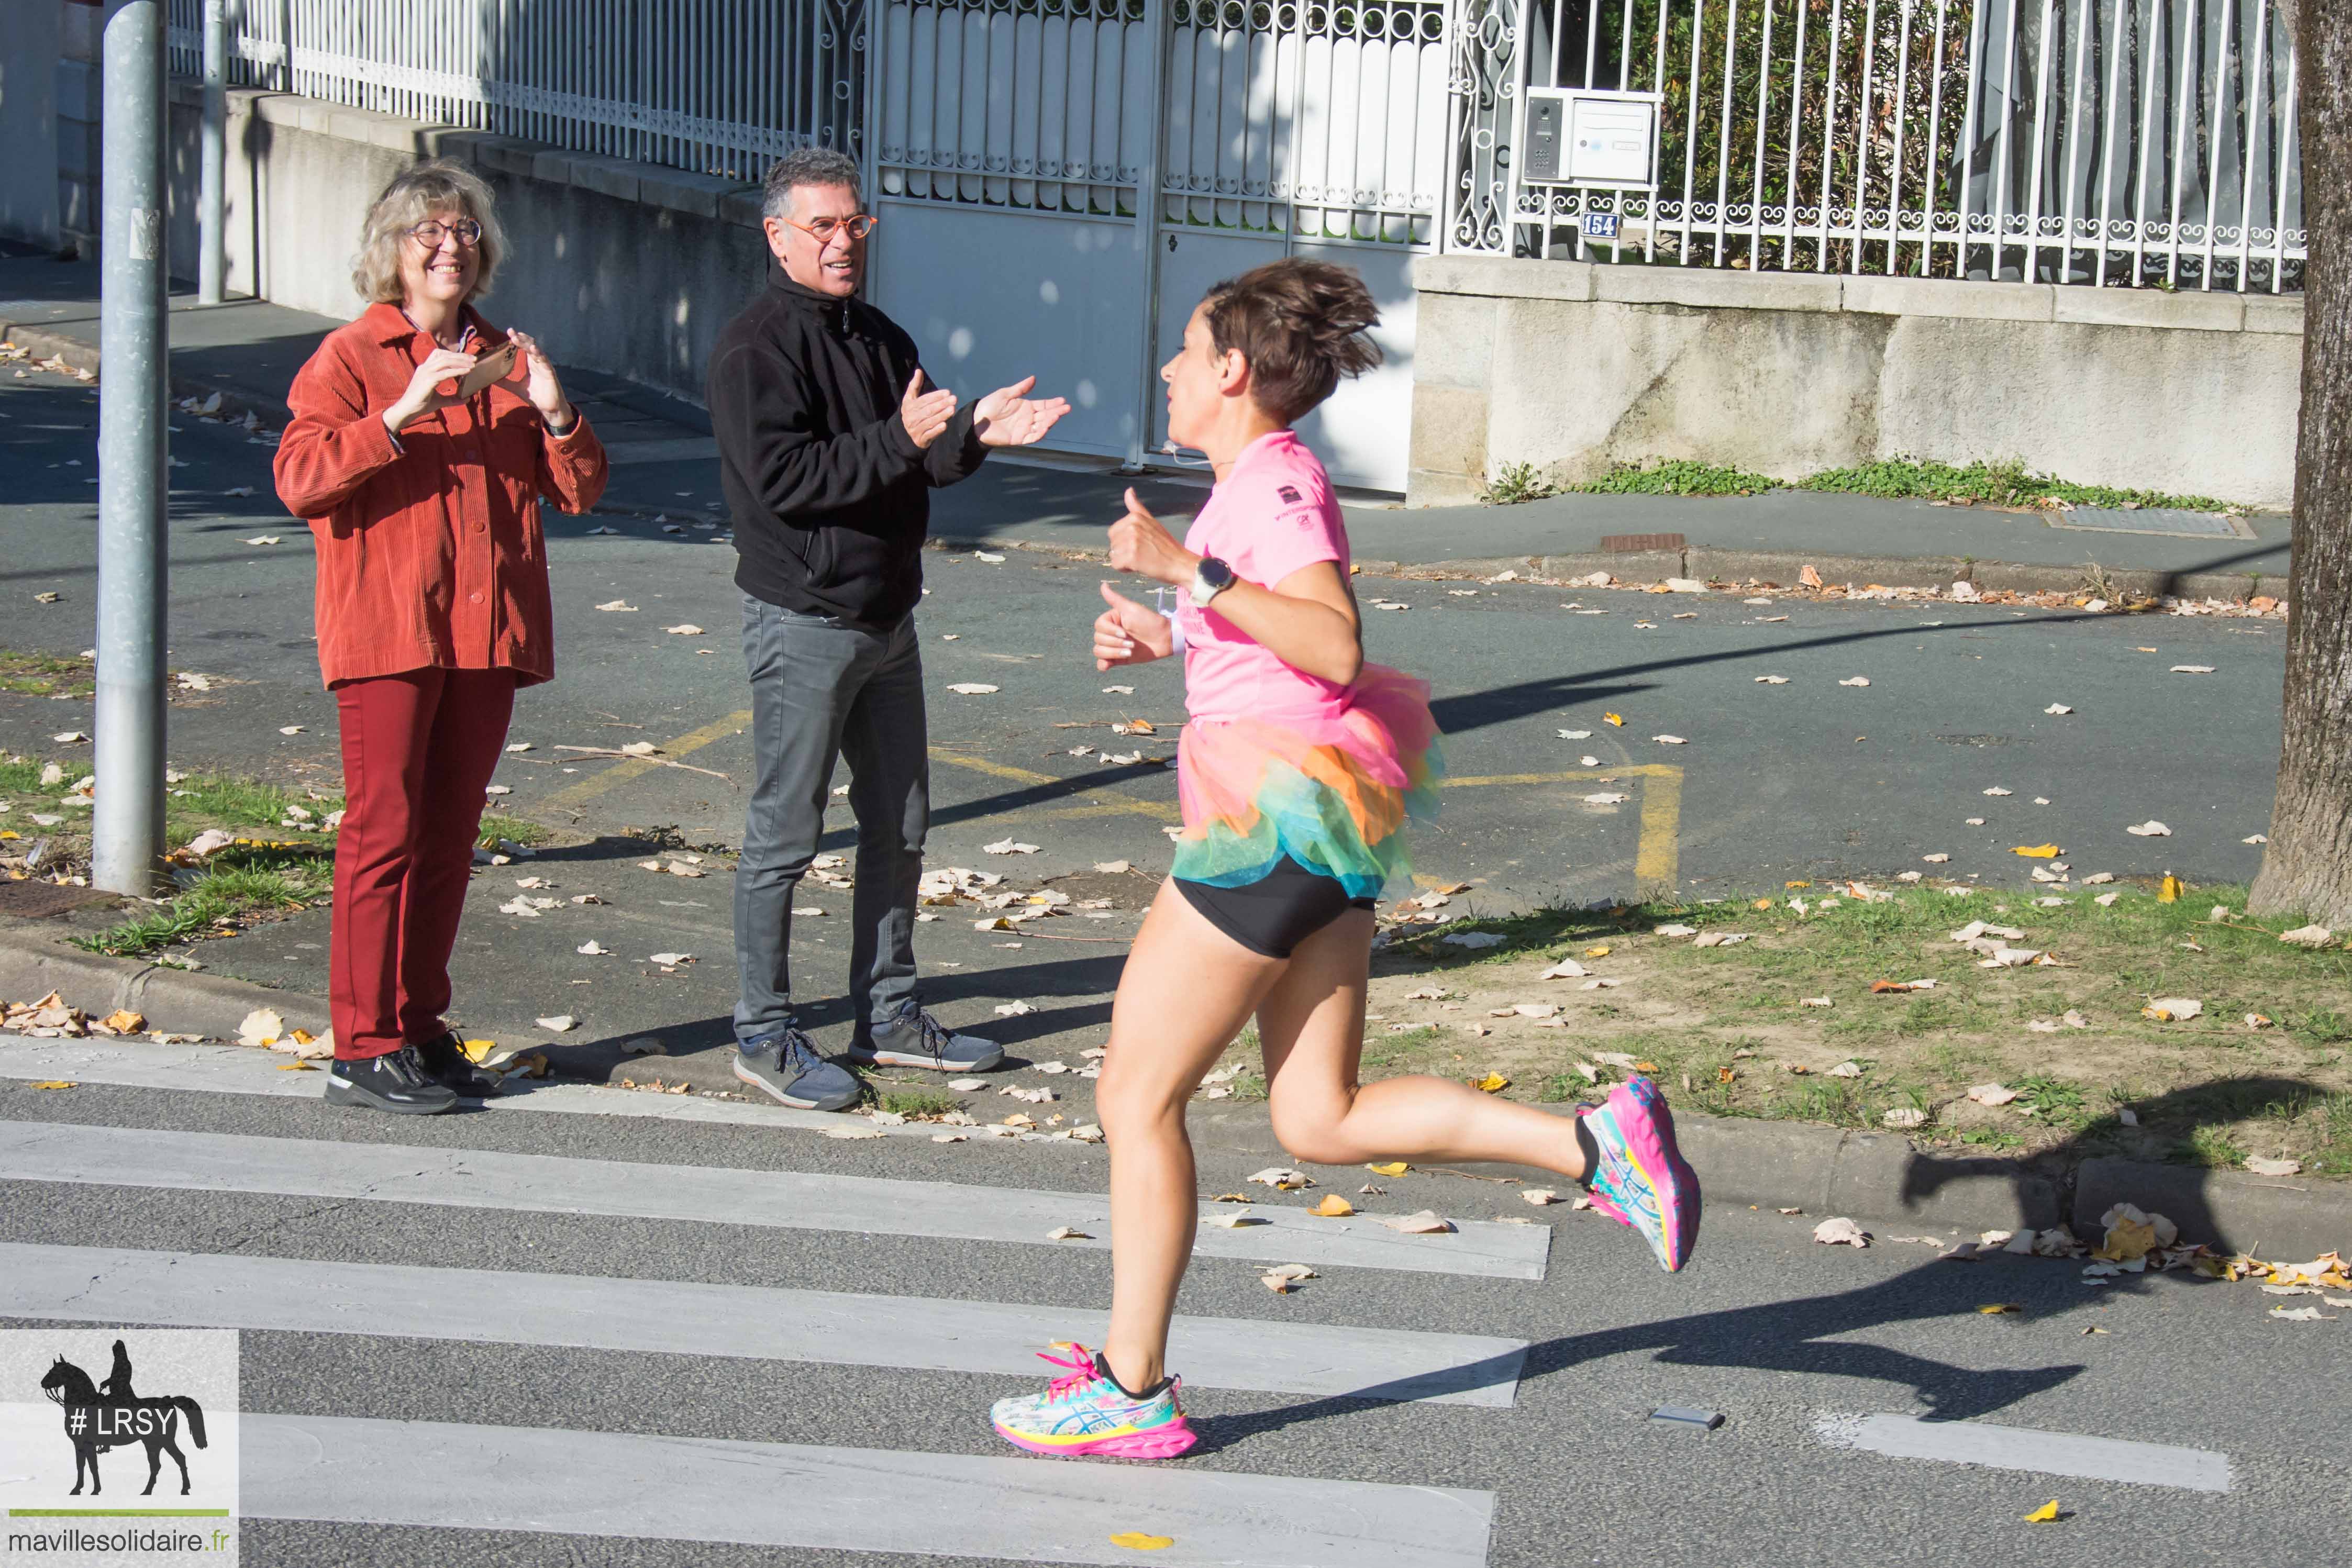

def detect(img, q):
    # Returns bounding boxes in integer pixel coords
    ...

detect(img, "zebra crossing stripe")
[242,1411,1495,1566]
[1814,1413,2233,1493]
[0,1242,1527,1407]
[0,1120,1551,1279]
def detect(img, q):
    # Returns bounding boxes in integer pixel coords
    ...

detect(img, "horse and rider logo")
[37,1338,210,1496]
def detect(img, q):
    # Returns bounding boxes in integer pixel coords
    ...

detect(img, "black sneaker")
[326,1045,459,1116]
[413,1030,504,1098]
[733,1026,863,1111]
[846,1006,1004,1073]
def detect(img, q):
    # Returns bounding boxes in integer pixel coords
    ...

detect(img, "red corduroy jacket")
[274,301,608,689]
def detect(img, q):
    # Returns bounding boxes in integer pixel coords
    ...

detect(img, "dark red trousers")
[330,666,517,1060]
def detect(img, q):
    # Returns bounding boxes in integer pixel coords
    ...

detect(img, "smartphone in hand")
[439,339,518,401]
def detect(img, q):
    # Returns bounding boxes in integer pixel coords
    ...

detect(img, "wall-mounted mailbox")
[1521,88,1661,190]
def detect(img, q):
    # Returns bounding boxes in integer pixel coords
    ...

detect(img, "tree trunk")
[2250,0,2352,925]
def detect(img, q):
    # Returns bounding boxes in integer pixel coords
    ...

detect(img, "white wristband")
[1165,609,1185,653]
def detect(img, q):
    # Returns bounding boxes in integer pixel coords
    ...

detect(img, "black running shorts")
[1173,855,1377,959]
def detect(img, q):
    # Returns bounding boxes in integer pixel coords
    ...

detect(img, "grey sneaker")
[733,1027,863,1112]
[846,1007,1004,1073]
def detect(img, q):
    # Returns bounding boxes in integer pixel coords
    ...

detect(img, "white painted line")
[242,1411,1494,1567]
[0,1120,1547,1280]
[0,1057,1550,1280]
[1815,1413,2233,1494]
[0,1242,1526,1407]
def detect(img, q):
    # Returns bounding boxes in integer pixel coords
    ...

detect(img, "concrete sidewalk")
[2,243,2290,602]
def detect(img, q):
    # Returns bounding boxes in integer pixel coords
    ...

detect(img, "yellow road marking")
[538,709,753,813]
[1443,764,1682,891]
[930,748,1179,822]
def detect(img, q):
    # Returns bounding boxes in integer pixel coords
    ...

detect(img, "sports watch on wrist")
[1188,555,1236,607]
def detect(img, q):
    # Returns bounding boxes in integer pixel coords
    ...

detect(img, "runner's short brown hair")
[1201,259,1382,424]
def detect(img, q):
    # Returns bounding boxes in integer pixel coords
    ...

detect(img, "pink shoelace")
[1036,1341,1104,1401]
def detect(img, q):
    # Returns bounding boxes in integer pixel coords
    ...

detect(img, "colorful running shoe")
[989,1343,1197,1460]
[1578,1076,1701,1271]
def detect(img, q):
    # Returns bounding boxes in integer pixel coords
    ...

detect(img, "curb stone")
[4,924,2342,1255]
[939,537,2288,606]
[1192,1104,2344,1257]
[5,324,2287,604]
[0,928,327,1044]
[4,931,2338,1255]
[0,321,294,432]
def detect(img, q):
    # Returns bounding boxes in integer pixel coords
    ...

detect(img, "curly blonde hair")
[351,160,506,305]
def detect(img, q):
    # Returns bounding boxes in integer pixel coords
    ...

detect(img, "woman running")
[988,259,1700,1462]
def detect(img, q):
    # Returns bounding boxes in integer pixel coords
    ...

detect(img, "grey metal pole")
[199,0,227,304]
[94,0,170,896]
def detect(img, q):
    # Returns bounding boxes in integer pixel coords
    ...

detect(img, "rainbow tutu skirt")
[1170,663,1443,901]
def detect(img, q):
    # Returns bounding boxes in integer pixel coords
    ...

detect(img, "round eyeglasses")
[407,218,484,249]
[783,213,878,244]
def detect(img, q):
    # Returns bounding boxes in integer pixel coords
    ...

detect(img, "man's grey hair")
[763,148,862,222]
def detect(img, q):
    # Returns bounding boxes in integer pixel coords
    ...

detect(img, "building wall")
[0,0,67,247]
[1410,256,2306,510]
[159,81,772,407]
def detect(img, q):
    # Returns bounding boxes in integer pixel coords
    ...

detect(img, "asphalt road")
[0,358,2292,1085]
[0,335,2327,1568]
[0,1058,2338,1567]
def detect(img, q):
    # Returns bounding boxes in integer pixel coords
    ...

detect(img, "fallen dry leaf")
[1967,1082,2020,1106]
[2279,924,2336,949]
[1248,1167,1313,1190]
[1046,1226,1092,1241]
[2142,997,2203,1022]
[1522,1188,1562,1205]
[2126,820,2172,837]
[1838,676,1871,687]
[664,623,705,636]
[1108,1531,1175,1551]
[1378,1210,1455,1235]
[236,1007,287,1048]
[1814,1217,1870,1247]
[2245,1156,2303,1176]
[2012,843,2061,858]
[1309,1194,1356,1218]
[1366,1161,1410,1177]
[2023,1501,2061,1523]
[595,599,637,612]
[946,683,1000,695]
[2170,664,2214,674]
[27,1081,76,1091]
[1470,1072,1510,1093]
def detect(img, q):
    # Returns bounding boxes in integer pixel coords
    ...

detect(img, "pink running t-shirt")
[1174,429,1353,723]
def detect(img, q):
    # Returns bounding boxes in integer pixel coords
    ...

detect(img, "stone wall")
[156,80,772,409]
[1410,254,2305,510]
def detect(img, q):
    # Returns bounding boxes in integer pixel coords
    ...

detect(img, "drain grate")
[2049,508,2246,539]
[1599,532,1686,553]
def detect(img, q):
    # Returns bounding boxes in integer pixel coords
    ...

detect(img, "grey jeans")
[734,593,928,1042]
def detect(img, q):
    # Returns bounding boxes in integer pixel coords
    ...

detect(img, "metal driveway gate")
[870,0,1449,490]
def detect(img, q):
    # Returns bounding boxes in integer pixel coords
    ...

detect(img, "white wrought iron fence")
[872,1,1449,246]
[875,0,1156,217]
[1159,1,1449,245]
[164,0,2302,291]
[166,0,867,183]
[1444,0,2305,290]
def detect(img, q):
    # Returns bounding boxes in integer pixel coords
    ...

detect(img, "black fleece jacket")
[709,263,986,628]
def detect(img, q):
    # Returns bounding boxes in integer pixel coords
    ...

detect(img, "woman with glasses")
[274,159,608,1115]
